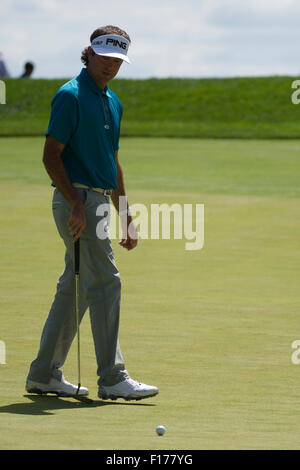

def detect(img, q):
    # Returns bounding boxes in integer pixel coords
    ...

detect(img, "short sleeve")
[46,90,78,145]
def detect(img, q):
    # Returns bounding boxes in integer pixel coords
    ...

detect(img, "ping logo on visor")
[91,34,131,63]
[106,38,127,50]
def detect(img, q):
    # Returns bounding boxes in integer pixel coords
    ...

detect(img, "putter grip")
[74,239,80,275]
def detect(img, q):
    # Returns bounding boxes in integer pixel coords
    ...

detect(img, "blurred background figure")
[0,52,10,78]
[20,61,35,78]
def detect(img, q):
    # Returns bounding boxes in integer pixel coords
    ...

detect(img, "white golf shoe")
[98,374,159,401]
[26,376,89,397]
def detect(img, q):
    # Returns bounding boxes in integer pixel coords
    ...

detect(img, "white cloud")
[0,0,299,78]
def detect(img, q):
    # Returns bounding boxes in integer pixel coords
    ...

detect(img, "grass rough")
[0,76,299,138]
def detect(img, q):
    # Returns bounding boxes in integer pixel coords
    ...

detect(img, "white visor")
[91,34,131,63]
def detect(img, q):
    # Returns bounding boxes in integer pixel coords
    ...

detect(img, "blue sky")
[1,0,299,79]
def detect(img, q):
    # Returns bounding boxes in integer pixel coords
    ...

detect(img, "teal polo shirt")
[46,68,123,189]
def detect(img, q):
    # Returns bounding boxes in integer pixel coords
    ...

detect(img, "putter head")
[74,382,94,403]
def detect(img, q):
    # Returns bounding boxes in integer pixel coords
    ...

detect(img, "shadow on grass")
[0,395,155,416]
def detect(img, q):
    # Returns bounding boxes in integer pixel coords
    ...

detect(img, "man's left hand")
[119,220,138,251]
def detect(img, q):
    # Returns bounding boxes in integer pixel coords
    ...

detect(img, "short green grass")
[0,137,299,449]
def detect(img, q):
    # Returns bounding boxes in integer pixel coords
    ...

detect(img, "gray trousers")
[27,187,126,387]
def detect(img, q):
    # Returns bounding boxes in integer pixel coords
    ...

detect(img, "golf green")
[0,137,299,449]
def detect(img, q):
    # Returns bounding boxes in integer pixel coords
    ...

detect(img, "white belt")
[73,183,113,196]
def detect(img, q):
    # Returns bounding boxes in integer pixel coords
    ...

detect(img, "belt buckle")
[103,189,112,196]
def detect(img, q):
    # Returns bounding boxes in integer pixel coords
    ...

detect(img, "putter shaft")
[74,239,81,395]
[74,239,94,404]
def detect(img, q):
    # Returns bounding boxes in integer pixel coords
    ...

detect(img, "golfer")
[26,26,159,401]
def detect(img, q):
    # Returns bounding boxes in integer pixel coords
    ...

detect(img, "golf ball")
[156,425,166,436]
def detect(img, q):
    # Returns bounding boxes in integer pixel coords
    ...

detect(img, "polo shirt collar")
[79,68,112,98]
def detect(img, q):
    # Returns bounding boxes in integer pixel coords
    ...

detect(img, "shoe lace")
[123,373,141,386]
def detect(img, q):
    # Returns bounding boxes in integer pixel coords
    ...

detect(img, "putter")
[73,238,94,404]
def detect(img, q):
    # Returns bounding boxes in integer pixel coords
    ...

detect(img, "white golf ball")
[156,425,166,436]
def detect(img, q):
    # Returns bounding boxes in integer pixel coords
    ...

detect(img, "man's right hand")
[68,201,86,242]
[42,135,87,242]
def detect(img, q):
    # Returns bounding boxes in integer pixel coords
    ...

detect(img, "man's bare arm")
[43,135,86,242]
[111,150,138,251]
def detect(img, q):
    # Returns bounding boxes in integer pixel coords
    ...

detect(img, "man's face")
[87,47,123,84]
